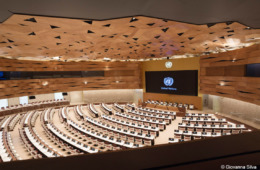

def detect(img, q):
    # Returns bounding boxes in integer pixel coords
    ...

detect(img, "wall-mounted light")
[42,81,48,86]
[115,81,119,83]
[219,81,225,86]
[84,81,88,85]
[232,58,236,62]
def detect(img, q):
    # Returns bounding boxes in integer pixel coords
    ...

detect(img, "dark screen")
[145,70,198,96]
[246,64,260,77]
[29,96,36,99]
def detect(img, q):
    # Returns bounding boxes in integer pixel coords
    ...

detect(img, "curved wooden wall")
[0,58,141,99]
[200,44,260,105]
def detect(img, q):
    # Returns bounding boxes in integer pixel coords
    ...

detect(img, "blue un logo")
[164,77,174,86]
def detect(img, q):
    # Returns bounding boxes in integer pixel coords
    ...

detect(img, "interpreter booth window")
[54,92,63,100]
[19,96,29,105]
[0,99,8,109]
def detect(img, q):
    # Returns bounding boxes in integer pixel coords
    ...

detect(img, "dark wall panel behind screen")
[145,70,198,96]
[246,63,260,77]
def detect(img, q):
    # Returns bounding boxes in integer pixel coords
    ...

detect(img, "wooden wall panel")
[0,59,142,99]
[143,92,202,110]
[0,76,141,99]
[200,44,260,105]
[0,58,140,71]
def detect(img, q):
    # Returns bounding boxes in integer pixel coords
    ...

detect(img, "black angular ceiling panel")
[50,25,60,29]
[207,23,216,28]
[177,32,184,36]
[154,35,160,39]
[147,23,155,26]
[55,36,61,39]
[87,30,94,33]
[226,21,234,25]
[24,18,37,23]
[103,24,111,27]
[162,27,169,32]
[28,32,36,35]
[84,20,93,24]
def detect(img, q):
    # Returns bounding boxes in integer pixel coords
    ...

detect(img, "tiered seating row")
[0,131,20,162]
[47,123,98,153]
[178,123,247,133]
[100,103,112,115]
[68,119,140,148]
[182,117,227,125]
[88,104,98,118]
[8,114,21,131]
[185,113,213,118]
[127,110,172,124]
[85,116,155,141]
[115,112,166,130]
[24,127,60,158]
[101,114,159,135]
[138,107,176,118]
[145,100,194,110]
[1,116,12,131]
[74,106,84,120]
[113,103,124,113]
[0,99,69,117]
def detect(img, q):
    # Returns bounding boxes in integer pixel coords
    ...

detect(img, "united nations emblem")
[164,77,174,86]
[165,61,172,68]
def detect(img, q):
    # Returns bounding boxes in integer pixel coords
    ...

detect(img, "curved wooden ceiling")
[0,14,259,61]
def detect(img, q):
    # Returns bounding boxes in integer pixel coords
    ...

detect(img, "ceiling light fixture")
[42,81,48,86]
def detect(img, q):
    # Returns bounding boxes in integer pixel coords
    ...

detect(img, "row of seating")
[85,116,155,142]
[168,113,251,143]
[113,103,124,113]
[23,127,60,157]
[178,123,247,133]
[68,119,142,148]
[43,108,52,124]
[19,128,44,159]
[0,131,20,162]
[125,103,135,111]
[41,123,82,156]
[7,114,21,131]
[185,113,213,118]
[127,109,172,124]
[99,103,112,115]
[0,116,12,131]
[88,104,99,118]
[47,123,98,153]
[145,100,195,110]
[101,114,160,135]
[0,99,70,117]
[75,106,84,120]
[30,112,39,127]
[114,112,166,130]
[138,107,176,118]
